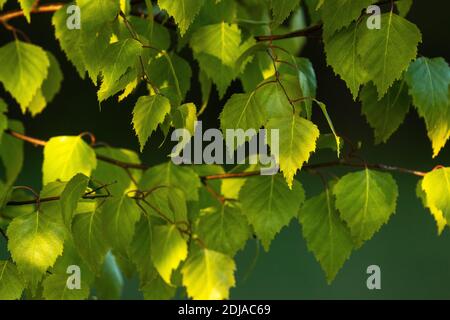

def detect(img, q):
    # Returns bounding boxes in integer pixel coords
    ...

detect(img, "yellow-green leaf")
[7,208,65,291]
[151,224,188,285]
[422,168,450,232]
[0,41,50,110]
[0,261,25,300]
[43,136,97,185]
[132,95,171,152]
[299,188,354,283]
[181,248,235,300]
[266,114,320,188]
[333,169,399,246]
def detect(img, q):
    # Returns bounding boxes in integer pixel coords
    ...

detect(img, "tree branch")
[5,129,46,146]
[203,160,428,180]
[0,3,64,23]
[255,24,323,42]
[6,194,110,206]
[0,0,173,28]
[254,0,400,42]
[4,129,429,183]
[5,129,148,169]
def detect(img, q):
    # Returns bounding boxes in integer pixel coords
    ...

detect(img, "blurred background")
[1,0,450,299]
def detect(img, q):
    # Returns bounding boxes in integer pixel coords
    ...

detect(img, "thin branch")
[254,0,400,42]
[6,194,110,206]
[255,24,323,42]
[0,1,172,30]
[5,129,46,146]
[5,129,148,170]
[96,154,149,170]
[0,3,64,23]
[4,129,429,181]
[203,160,428,180]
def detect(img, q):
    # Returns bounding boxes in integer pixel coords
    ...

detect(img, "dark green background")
[1,0,450,299]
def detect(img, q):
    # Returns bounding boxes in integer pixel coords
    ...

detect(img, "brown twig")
[0,3,64,23]
[6,194,110,206]
[255,0,401,42]
[4,129,429,180]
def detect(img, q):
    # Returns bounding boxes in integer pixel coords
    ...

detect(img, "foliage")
[0,0,449,300]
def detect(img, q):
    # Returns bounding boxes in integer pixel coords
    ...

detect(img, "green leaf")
[140,268,176,300]
[417,179,447,235]
[316,134,343,153]
[0,0,7,10]
[76,0,119,83]
[321,0,375,37]
[333,169,399,246]
[266,114,320,188]
[270,0,300,26]
[405,57,450,157]
[396,0,413,17]
[102,195,141,254]
[147,53,192,105]
[128,16,171,50]
[314,100,341,157]
[139,162,201,201]
[98,66,139,104]
[358,12,422,98]
[129,215,176,300]
[50,239,95,285]
[255,81,294,118]
[7,208,66,291]
[60,173,89,228]
[240,175,305,251]
[190,22,241,67]
[145,188,188,222]
[0,41,50,110]
[196,204,251,256]
[299,188,354,283]
[52,5,86,78]
[42,274,90,300]
[294,58,317,118]
[26,52,64,116]
[72,205,110,273]
[422,168,450,230]
[173,103,197,135]
[219,92,266,145]
[181,248,235,300]
[324,22,367,99]
[158,0,205,36]
[18,0,35,22]
[199,69,212,109]
[77,0,120,30]
[132,95,171,152]
[93,147,142,195]
[221,163,259,200]
[151,224,188,284]
[41,52,63,103]
[361,80,411,144]
[0,261,25,300]
[171,103,197,157]
[98,39,142,102]
[195,53,236,98]
[129,215,153,283]
[42,136,97,185]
